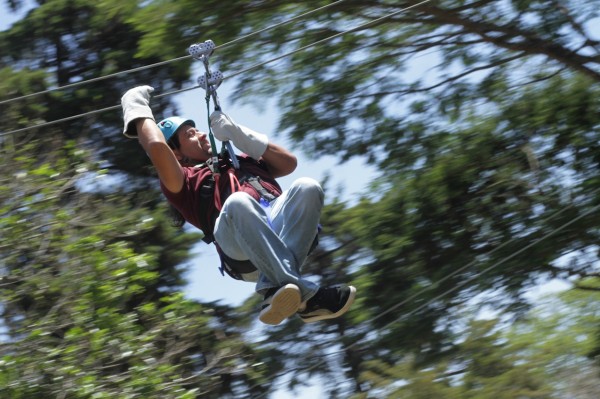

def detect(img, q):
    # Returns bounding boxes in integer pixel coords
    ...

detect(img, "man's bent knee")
[222,192,257,215]
[293,177,324,204]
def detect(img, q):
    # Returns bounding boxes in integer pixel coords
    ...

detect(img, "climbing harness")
[195,157,283,280]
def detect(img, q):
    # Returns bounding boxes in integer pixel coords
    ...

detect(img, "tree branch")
[347,51,526,100]
[418,4,600,81]
[573,284,600,292]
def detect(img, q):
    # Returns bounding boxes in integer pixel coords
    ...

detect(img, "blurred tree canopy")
[349,288,600,399]
[1,0,599,397]
[0,140,275,397]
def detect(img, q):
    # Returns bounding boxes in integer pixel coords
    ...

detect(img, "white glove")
[121,85,155,138]
[210,111,268,160]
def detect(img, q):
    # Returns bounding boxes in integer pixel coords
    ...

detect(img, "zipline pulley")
[188,40,239,170]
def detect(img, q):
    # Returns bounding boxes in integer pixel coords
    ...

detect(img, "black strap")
[214,244,257,280]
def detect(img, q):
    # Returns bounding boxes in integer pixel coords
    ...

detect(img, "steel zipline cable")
[250,191,600,397]
[0,0,351,107]
[0,0,433,138]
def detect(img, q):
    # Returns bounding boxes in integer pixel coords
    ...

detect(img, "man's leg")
[214,192,319,324]
[269,178,358,323]
[269,177,323,274]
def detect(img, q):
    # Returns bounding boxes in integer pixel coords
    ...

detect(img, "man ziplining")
[120,82,356,325]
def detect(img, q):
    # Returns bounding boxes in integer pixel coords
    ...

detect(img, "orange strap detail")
[213,174,222,211]
[213,168,241,211]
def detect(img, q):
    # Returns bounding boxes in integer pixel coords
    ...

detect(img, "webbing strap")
[204,91,220,174]
[244,177,277,202]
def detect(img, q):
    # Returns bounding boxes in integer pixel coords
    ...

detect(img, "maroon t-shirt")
[160,155,282,238]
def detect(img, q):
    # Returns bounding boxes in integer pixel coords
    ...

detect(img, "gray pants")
[214,177,322,302]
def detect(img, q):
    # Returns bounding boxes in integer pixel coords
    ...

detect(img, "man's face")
[175,124,212,162]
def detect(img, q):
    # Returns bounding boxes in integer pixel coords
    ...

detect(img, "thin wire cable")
[0,1,432,138]
[0,86,196,137]
[225,0,432,81]
[0,0,350,106]
[210,0,349,50]
[0,55,191,106]
[253,195,600,397]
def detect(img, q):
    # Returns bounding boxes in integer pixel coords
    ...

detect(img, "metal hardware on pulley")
[197,71,223,92]
[188,40,239,169]
[188,40,215,58]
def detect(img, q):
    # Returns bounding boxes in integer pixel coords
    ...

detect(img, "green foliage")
[0,139,271,397]
[0,0,187,175]
[349,288,600,398]
[2,0,600,397]
[229,1,600,395]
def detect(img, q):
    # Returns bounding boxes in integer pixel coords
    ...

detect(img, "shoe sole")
[259,284,301,325]
[301,286,357,323]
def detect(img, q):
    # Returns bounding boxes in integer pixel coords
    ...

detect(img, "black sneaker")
[298,285,356,323]
[259,284,301,325]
